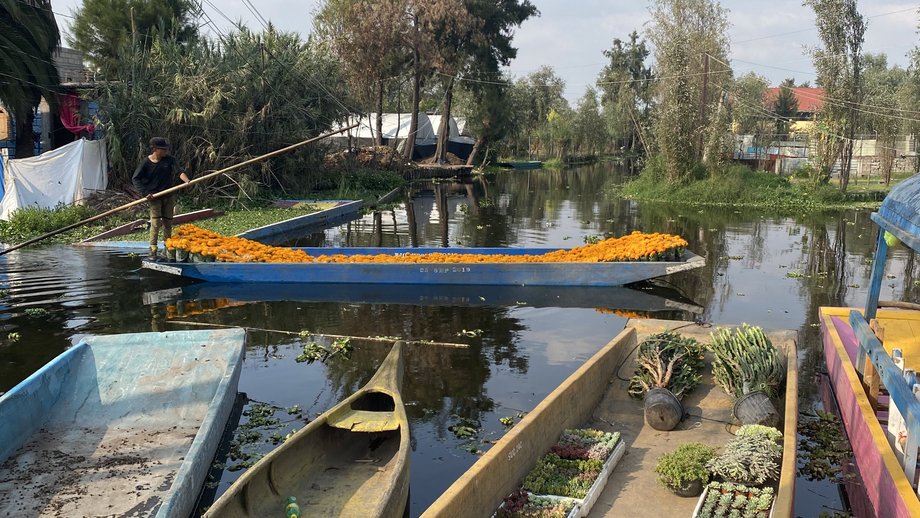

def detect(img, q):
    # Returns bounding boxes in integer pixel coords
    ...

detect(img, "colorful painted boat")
[0,328,246,517]
[142,281,704,314]
[205,341,409,518]
[818,174,920,518]
[423,319,798,518]
[142,247,704,286]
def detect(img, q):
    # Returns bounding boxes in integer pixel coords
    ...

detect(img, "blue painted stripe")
[849,310,920,443]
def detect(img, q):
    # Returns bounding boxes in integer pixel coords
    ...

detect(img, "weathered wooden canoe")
[143,281,704,313]
[205,341,409,518]
[142,247,705,286]
[0,328,246,517]
[422,319,798,518]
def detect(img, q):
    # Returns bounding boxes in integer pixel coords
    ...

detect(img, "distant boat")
[204,341,409,518]
[0,328,246,517]
[142,247,705,287]
[496,160,543,170]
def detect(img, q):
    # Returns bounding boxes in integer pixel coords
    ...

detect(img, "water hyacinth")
[166,224,689,264]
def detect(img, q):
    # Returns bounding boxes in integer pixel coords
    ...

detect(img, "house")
[763,86,825,120]
[0,47,97,159]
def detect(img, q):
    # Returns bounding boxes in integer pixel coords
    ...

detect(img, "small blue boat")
[0,328,246,517]
[142,247,705,287]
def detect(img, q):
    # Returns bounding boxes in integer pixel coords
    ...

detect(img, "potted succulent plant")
[708,324,785,427]
[654,442,716,497]
[629,330,705,431]
[706,425,783,486]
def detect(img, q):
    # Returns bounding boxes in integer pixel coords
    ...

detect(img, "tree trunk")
[467,136,485,166]
[374,82,384,147]
[434,76,455,164]
[840,138,854,192]
[404,46,421,161]
[14,109,36,159]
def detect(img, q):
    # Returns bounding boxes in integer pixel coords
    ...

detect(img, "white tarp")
[0,138,107,220]
[333,113,438,144]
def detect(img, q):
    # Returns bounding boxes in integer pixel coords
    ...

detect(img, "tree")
[512,66,568,159]
[805,0,866,190]
[96,28,350,194]
[772,78,798,136]
[0,0,60,158]
[647,0,732,183]
[314,0,409,146]
[69,0,199,78]
[433,0,538,164]
[861,53,908,184]
[597,31,653,156]
[731,72,771,168]
[572,87,608,157]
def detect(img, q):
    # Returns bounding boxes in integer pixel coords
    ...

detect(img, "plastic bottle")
[285,496,300,518]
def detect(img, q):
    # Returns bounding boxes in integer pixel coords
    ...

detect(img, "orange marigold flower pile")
[166,224,688,264]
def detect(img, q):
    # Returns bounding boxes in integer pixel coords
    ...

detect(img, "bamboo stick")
[166,319,469,348]
[0,123,359,256]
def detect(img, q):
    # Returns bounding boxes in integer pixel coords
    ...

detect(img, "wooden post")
[864,319,884,409]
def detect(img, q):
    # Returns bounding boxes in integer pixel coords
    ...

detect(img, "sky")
[50,0,920,105]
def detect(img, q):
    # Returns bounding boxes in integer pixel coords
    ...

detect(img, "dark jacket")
[132,155,184,195]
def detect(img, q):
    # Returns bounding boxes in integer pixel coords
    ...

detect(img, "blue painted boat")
[142,247,705,286]
[0,328,246,517]
[496,160,543,170]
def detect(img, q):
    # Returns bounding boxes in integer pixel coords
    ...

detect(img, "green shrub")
[655,442,716,489]
[0,203,97,244]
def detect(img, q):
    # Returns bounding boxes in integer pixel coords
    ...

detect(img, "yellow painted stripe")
[819,307,920,513]
[774,337,798,517]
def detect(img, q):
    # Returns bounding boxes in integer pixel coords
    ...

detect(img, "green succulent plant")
[654,442,716,489]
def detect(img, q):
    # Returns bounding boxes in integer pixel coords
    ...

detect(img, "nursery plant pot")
[733,390,779,427]
[645,387,684,431]
[671,478,704,497]
[175,249,189,262]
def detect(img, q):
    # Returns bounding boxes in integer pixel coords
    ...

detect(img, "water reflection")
[3,165,917,516]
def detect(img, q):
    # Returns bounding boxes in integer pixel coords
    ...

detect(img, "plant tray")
[493,493,582,518]
[691,483,776,518]
[575,439,626,517]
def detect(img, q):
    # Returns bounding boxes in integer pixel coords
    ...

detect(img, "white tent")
[334,113,437,144]
[0,138,107,220]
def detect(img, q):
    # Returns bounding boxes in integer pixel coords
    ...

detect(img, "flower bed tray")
[691,482,775,518]
[576,439,627,517]
[493,493,582,518]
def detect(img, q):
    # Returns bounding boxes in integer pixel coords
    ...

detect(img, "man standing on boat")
[132,137,191,261]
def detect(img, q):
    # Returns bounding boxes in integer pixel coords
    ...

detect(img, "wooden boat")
[422,319,798,518]
[496,160,543,170]
[143,281,705,314]
[818,174,920,518]
[142,247,705,286]
[205,341,409,518]
[0,328,246,517]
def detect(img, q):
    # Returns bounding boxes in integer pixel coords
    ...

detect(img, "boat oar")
[166,319,470,348]
[0,123,359,256]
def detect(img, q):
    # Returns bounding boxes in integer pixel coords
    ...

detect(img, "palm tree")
[0,0,60,158]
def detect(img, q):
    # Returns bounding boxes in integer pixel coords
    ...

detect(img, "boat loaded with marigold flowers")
[141,224,705,286]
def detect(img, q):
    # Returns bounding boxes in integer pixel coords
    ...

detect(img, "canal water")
[1,163,915,516]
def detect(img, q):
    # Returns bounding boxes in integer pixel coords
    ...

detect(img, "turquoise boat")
[0,328,246,517]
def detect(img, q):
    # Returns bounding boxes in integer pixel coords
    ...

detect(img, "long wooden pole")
[0,123,359,256]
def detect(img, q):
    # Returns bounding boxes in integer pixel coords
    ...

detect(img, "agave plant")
[709,324,785,399]
[628,330,705,399]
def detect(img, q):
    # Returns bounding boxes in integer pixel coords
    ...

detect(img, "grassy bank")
[0,169,405,246]
[617,161,904,211]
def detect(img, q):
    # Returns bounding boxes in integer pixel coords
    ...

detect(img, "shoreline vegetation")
[617,159,905,212]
